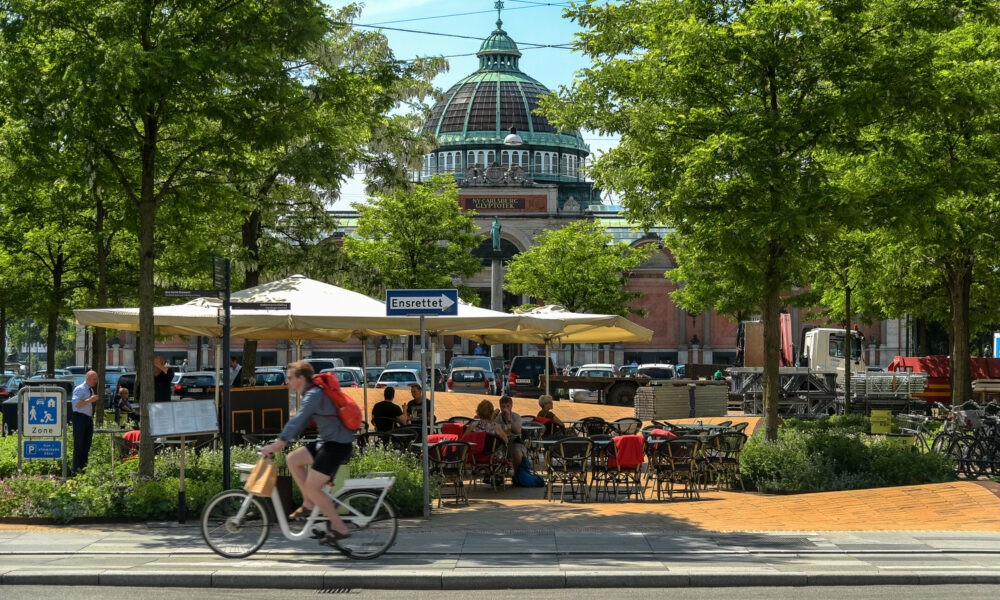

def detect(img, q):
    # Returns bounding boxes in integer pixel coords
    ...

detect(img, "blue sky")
[326,0,618,207]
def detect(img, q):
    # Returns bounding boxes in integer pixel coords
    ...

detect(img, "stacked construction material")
[634,381,728,421]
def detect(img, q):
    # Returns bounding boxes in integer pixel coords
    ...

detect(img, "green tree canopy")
[504,220,654,316]
[343,175,484,299]
[543,0,885,439]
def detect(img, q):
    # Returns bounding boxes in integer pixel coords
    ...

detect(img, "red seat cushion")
[607,434,645,469]
[648,428,677,440]
[441,422,465,437]
[428,433,458,444]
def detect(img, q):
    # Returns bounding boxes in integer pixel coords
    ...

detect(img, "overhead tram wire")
[349,22,572,51]
[361,1,573,26]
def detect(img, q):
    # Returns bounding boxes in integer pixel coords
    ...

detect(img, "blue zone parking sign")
[22,391,63,437]
[23,440,63,460]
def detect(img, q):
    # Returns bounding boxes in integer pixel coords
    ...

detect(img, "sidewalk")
[2,481,1000,589]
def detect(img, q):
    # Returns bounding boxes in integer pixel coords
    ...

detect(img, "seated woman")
[535,395,565,437]
[461,399,508,444]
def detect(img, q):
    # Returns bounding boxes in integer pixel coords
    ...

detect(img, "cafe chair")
[545,437,593,503]
[599,434,646,502]
[357,430,391,451]
[465,432,511,491]
[574,416,613,437]
[650,437,702,501]
[429,441,470,507]
[705,431,747,490]
[610,417,643,435]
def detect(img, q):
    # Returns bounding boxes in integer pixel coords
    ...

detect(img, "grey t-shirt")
[278,383,354,444]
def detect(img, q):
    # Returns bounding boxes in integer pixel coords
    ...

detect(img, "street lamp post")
[489,127,523,359]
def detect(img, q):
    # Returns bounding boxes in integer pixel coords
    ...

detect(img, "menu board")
[148,400,219,437]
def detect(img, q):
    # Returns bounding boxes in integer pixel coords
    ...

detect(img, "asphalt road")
[3,586,1000,600]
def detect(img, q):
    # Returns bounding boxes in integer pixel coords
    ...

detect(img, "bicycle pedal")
[310,528,327,539]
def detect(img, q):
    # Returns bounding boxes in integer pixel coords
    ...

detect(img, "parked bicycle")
[201,461,398,560]
[930,400,1000,479]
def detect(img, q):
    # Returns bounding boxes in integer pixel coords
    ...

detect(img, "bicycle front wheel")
[335,491,398,560]
[201,490,270,558]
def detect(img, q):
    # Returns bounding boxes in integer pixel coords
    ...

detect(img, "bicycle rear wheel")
[335,491,398,560]
[201,490,270,558]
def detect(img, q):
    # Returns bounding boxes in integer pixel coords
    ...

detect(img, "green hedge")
[740,425,955,493]
[0,432,432,521]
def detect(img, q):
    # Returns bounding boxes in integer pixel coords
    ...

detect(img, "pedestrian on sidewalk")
[71,370,99,475]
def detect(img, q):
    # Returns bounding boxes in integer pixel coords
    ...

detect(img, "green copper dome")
[422,20,588,153]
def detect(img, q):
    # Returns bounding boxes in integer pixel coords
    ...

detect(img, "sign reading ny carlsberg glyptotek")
[385,289,459,316]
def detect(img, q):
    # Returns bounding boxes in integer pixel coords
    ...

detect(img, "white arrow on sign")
[389,294,456,311]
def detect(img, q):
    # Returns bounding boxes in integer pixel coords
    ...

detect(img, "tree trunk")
[45,251,65,377]
[762,253,782,442]
[0,306,6,368]
[240,209,262,382]
[137,112,159,478]
[946,254,974,406]
[843,285,852,414]
[92,193,109,426]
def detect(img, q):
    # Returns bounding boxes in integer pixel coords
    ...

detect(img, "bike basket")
[958,410,984,430]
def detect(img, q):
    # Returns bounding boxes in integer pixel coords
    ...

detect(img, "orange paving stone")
[426,481,1000,533]
[345,388,762,434]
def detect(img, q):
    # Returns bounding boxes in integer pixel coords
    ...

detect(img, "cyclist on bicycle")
[261,360,353,544]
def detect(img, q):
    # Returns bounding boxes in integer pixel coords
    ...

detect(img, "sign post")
[17,386,67,475]
[385,289,458,518]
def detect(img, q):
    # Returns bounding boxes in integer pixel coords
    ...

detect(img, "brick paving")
[421,481,1000,533]
[346,388,762,434]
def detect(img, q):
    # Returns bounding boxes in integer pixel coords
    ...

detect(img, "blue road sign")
[386,289,459,316]
[23,440,63,460]
[22,392,63,437]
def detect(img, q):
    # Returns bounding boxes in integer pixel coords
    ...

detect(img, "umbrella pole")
[293,339,302,412]
[429,334,436,429]
[545,339,551,398]
[360,335,369,425]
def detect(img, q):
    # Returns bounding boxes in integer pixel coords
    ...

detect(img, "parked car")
[117,372,136,397]
[375,368,422,390]
[342,366,365,386]
[171,371,218,400]
[617,364,639,377]
[64,365,89,375]
[384,361,444,390]
[104,372,125,398]
[30,369,71,379]
[319,367,361,388]
[450,355,498,394]
[0,375,24,400]
[506,355,557,398]
[635,364,676,381]
[364,367,384,387]
[447,366,491,394]
[254,367,287,386]
[385,360,422,372]
[568,364,616,403]
[302,357,344,373]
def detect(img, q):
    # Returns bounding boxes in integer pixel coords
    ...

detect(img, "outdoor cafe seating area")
[358,412,750,506]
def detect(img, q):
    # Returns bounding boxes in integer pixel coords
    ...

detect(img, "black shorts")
[305,440,352,477]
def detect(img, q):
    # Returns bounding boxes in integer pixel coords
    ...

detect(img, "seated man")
[493,395,526,470]
[405,383,435,424]
[371,386,407,432]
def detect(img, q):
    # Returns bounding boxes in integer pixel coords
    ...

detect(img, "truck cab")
[801,327,866,382]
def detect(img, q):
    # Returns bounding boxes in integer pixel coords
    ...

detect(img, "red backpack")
[312,371,364,432]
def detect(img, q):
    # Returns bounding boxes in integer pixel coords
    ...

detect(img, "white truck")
[732,323,924,415]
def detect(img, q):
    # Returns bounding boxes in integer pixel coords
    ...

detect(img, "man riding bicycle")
[261,361,353,544]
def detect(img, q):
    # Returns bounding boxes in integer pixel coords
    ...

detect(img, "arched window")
[534,152,542,174]
[487,150,495,165]
[477,151,485,166]
[467,151,475,168]
[543,153,550,173]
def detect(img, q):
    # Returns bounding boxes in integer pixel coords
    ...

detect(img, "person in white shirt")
[71,371,99,475]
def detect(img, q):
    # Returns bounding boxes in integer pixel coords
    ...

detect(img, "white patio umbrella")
[464,304,655,397]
